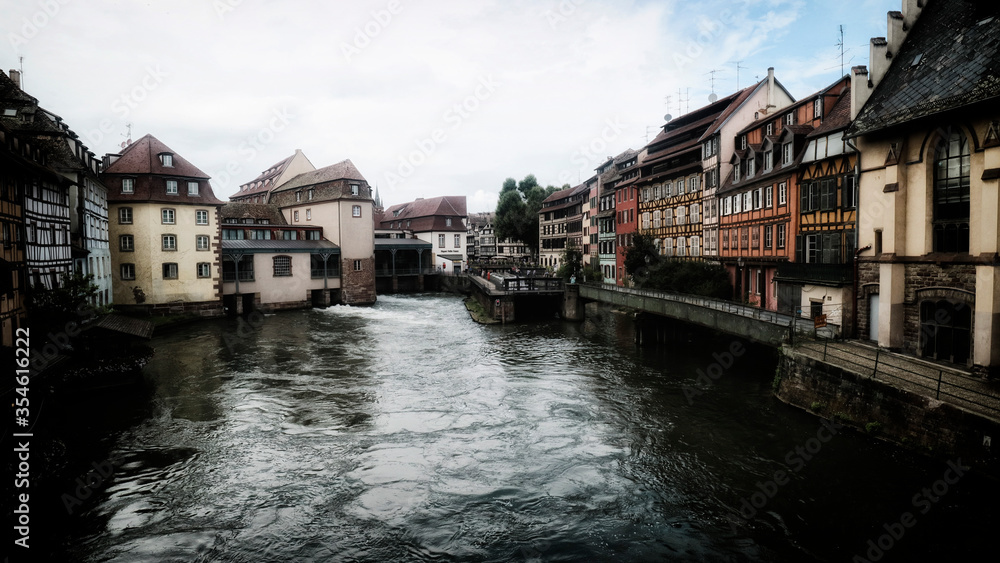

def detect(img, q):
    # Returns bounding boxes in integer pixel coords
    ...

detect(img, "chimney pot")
[9,69,21,88]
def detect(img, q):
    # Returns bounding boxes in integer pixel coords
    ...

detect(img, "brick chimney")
[850,65,871,121]
[9,69,21,88]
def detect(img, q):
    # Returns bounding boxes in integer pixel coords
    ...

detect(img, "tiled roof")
[271,159,367,193]
[697,84,760,143]
[236,153,295,197]
[220,203,288,224]
[848,0,1000,137]
[808,89,852,138]
[101,134,224,205]
[380,196,468,232]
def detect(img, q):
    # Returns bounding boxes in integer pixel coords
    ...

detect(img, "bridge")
[465,273,565,322]
[577,283,832,347]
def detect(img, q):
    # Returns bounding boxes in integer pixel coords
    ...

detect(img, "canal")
[39,294,997,561]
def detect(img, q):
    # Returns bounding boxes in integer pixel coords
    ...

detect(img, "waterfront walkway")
[793,339,1000,422]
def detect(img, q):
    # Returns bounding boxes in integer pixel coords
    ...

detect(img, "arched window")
[933,128,970,252]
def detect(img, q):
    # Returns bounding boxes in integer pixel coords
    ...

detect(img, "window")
[281,230,298,240]
[778,182,787,204]
[747,158,755,177]
[813,98,822,118]
[691,236,701,256]
[162,263,178,279]
[764,225,773,249]
[753,188,762,209]
[118,207,133,224]
[308,189,314,201]
[766,122,773,136]
[438,234,445,247]
[162,234,176,250]
[306,230,320,240]
[765,185,773,208]
[273,255,292,277]
[222,229,244,240]
[306,209,312,221]
[350,184,360,196]
[783,143,793,164]
[734,194,742,214]
[785,113,794,125]
[294,210,299,221]
[703,139,717,158]
[161,208,175,224]
[843,175,857,209]
[354,259,362,271]
[677,237,687,256]
[733,162,740,183]
[933,128,970,253]
[689,176,699,192]
[690,203,700,223]
[120,263,135,280]
[119,234,134,252]
[752,227,760,249]
[166,180,178,195]
[664,238,674,256]
[677,206,686,225]
[777,223,786,248]
[722,230,729,250]
[250,230,271,240]
[197,262,211,278]
[741,227,749,249]
[352,205,361,217]
[296,191,302,202]
[196,210,209,225]
[197,235,210,250]
[121,178,134,194]
[800,233,842,264]
[741,136,747,150]
[454,234,461,248]
[160,153,173,167]
[664,208,673,226]
[764,151,773,171]
[223,256,255,282]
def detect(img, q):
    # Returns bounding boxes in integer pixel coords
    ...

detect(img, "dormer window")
[122,178,134,194]
[766,122,773,136]
[733,162,741,183]
[187,181,199,195]
[2,108,16,117]
[747,157,755,177]
[159,153,173,167]
[166,180,178,195]
[813,99,822,118]
[764,151,773,171]
[446,218,452,227]
[783,142,793,164]
[740,136,747,150]
[785,113,794,125]
[350,183,360,196]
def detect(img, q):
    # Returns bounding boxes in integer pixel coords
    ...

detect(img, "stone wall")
[901,263,976,356]
[341,257,376,305]
[776,347,1000,476]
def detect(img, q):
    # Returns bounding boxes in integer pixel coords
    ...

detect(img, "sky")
[3,0,901,213]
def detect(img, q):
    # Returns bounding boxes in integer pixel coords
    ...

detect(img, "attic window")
[160,153,173,167]
[393,210,401,217]
[350,183,360,196]
[911,53,923,67]
[2,108,16,117]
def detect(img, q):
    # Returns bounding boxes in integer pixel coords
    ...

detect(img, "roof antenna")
[837,24,845,76]
[734,60,747,89]
[707,69,720,102]
[18,55,24,88]
[120,122,132,148]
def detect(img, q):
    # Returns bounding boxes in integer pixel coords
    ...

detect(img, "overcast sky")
[3,0,899,212]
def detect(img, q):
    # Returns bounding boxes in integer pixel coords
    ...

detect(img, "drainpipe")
[853,245,872,339]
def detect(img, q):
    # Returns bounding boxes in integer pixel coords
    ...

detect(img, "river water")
[42,293,997,561]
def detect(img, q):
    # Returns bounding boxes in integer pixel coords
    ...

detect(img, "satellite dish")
[709,93,718,103]
[664,114,673,122]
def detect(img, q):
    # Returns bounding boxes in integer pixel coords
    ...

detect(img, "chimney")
[901,0,923,30]
[887,11,905,57]
[869,37,890,87]
[9,69,20,88]
[850,65,871,121]
[766,67,776,111]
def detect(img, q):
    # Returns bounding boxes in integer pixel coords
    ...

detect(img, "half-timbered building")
[539,184,588,270]
[0,121,30,349]
[718,75,850,312]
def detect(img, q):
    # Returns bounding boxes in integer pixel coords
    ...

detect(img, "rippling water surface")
[47,294,997,561]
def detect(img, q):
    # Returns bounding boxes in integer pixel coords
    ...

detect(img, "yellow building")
[848,0,1000,375]
[102,135,224,314]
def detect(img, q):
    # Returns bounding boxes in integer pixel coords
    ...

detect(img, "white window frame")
[779,182,787,204]
[197,235,210,250]
[187,181,199,195]
[122,178,134,194]
[196,210,208,225]
[166,180,178,195]
[352,205,362,217]
[162,234,177,251]
[161,208,175,224]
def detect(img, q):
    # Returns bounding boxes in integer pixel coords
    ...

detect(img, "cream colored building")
[848,0,1000,375]
[102,134,224,313]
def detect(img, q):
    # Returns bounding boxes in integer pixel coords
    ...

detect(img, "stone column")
[879,263,906,350]
[975,265,1000,376]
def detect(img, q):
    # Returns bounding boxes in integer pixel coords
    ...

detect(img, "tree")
[494,174,562,258]
[555,243,583,280]
[622,234,731,298]
[623,233,658,280]
[29,271,103,337]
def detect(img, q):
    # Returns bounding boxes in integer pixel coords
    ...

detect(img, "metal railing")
[584,282,836,337]
[222,272,255,282]
[310,269,341,279]
[797,340,998,419]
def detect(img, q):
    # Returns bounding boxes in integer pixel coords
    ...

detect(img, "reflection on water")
[42,294,997,562]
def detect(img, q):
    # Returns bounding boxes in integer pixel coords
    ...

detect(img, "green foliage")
[865,421,882,434]
[555,243,583,280]
[833,412,853,424]
[810,401,827,412]
[581,263,603,283]
[622,233,732,298]
[29,271,102,334]
[494,174,562,255]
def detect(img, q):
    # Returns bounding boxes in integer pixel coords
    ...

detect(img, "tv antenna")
[120,122,133,148]
[837,24,845,76]
[734,60,747,89]
[707,69,720,102]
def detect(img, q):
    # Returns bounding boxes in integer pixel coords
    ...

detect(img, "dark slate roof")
[101,134,224,205]
[808,89,853,138]
[104,134,210,178]
[220,203,288,224]
[271,159,367,193]
[375,238,433,249]
[87,314,154,339]
[221,239,340,253]
[848,0,1000,137]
